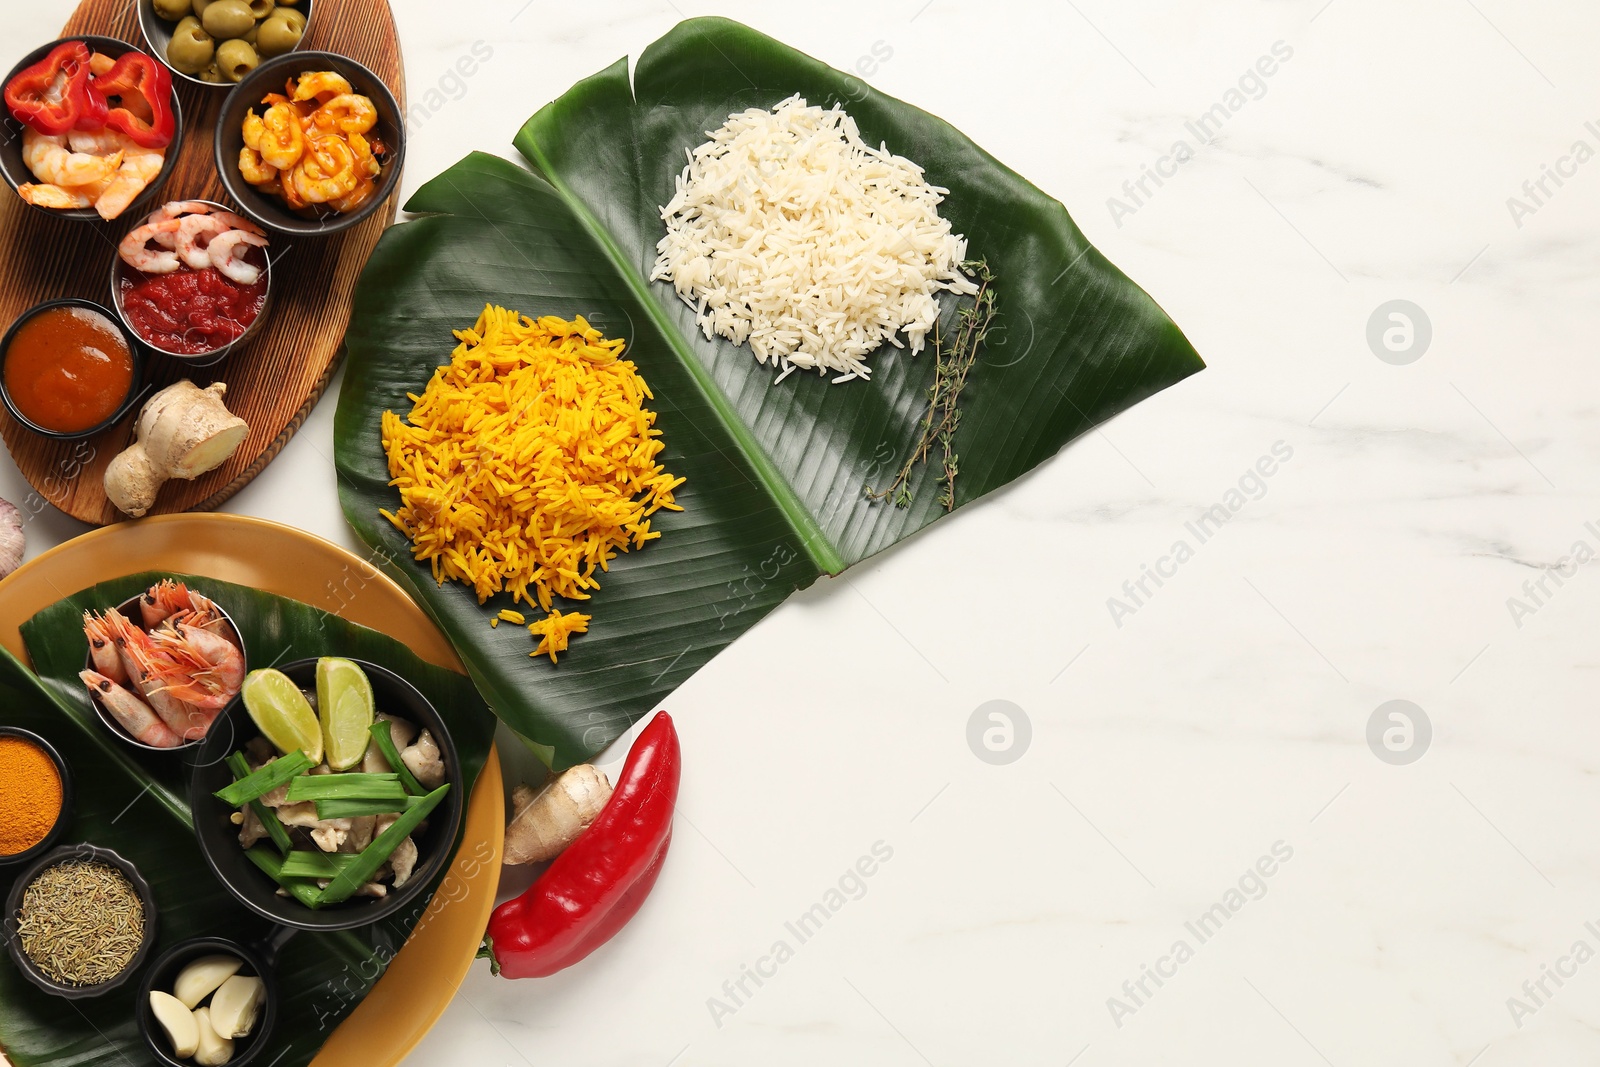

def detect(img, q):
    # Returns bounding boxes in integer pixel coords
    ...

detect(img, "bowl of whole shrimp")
[80,578,247,752]
[0,36,185,223]
[111,201,273,366]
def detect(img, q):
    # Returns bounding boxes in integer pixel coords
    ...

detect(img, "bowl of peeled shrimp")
[80,578,247,752]
[0,36,185,223]
[111,200,273,366]
[215,51,404,237]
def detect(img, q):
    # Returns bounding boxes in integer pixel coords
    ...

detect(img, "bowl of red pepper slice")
[0,35,183,223]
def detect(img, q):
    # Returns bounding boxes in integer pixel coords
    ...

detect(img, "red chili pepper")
[92,52,173,149]
[4,41,99,136]
[484,711,680,978]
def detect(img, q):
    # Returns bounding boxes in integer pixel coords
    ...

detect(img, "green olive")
[191,0,217,16]
[214,38,260,82]
[151,0,191,21]
[201,0,255,39]
[166,16,215,75]
[247,0,274,16]
[272,6,306,33]
[198,61,224,84]
[241,22,257,45]
[254,14,302,57]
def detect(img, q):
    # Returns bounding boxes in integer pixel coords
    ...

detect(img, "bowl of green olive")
[139,0,312,89]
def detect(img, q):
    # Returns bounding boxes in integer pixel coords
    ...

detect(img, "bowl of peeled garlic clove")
[137,936,277,1067]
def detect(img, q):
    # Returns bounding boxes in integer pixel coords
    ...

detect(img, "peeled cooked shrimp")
[18,183,96,210]
[239,146,278,185]
[293,71,353,105]
[80,670,181,748]
[119,217,183,273]
[95,144,166,221]
[259,103,305,171]
[208,229,269,285]
[311,94,377,136]
[291,137,359,205]
[22,128,121,187]
[160,202,265,235]
[176,214,228,270]
[67,128,125,156]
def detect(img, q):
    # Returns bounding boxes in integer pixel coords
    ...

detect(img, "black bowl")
[0,298,146,440]
[3,843,159,999]
[215,51,404,237]
[82,588,248,753]
[109,199,276,368]
[139,0,316,91]
[0,727,74,868]
[188,658,463,931]
[0,36,185,223]
[137,937,279,1067]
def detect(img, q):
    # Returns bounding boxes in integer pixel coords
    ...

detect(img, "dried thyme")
[16,859,145,986]
[866,259,999,510]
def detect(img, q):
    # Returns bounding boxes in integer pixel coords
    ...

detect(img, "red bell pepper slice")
[484,711,680,979]
[91,52,173,150]
[4,41,98,137]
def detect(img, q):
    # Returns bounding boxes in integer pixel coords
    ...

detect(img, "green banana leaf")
[0,573,495,1067]
[335,17,1203,766]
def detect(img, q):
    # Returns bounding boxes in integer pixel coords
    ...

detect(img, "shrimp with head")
[80,670,181,748]
[83,611,129,684]
[146,621,245,711]
[140,579,195,626]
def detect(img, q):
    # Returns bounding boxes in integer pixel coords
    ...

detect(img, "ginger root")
[503,764,612,865]
[105,381,248,518]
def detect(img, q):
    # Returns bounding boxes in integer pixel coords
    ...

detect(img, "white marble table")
[6,0,1599,1063]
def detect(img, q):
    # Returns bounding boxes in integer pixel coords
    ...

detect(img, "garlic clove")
[208,974,265,1040]
[193,1007,235,1066]
[150,991,200,1059]
[173,954,243,1009]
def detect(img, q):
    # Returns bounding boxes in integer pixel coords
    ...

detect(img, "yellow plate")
[0,514,502,1067]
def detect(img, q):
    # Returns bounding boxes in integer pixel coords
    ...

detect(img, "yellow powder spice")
[0,737,63,855]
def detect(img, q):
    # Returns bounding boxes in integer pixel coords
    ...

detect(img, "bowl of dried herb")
[3,843,158,999]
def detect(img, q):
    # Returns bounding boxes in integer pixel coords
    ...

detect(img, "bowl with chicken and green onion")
[187,657,461,931]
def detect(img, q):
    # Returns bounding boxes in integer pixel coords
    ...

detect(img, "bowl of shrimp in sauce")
[111,200,273,367]
[215,51,404,238]
[80,578,248,752]
[0,36,185,223]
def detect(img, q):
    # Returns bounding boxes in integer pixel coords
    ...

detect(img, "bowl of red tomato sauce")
[0,299,143,439]
[110,200,272,367]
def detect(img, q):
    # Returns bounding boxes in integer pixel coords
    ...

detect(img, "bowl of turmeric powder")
[0,727,72,868]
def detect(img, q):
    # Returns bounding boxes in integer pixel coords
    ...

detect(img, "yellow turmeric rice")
[381,306,684,642]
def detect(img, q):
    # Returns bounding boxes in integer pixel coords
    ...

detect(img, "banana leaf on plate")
[0,573,495,1067]
[335,17,1204,766]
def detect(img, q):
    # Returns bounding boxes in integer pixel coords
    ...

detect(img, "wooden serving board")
[0,0,404,525]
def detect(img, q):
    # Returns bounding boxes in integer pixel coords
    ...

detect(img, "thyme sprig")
[866,259,999,511]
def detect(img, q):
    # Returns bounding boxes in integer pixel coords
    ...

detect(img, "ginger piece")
[104,381,248,518]
[503,764,612,865]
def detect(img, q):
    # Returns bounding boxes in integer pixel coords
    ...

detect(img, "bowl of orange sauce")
[0,299,143,439]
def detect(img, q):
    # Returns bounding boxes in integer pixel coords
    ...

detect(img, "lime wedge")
[242,669,323,764]
[317,657,375,772]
